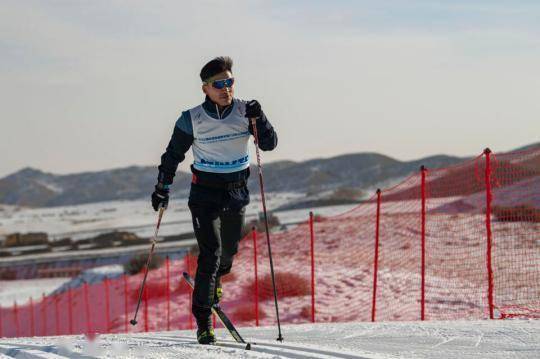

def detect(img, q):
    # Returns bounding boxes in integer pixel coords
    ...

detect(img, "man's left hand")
[245,100,263,121]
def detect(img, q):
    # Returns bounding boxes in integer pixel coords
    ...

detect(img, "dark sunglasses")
[207,77,234,89]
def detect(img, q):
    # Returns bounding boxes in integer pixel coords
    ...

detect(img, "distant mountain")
[259,153,466,194]
[509,142,540,152]
[0,166,191,207]
[1,142,538,208]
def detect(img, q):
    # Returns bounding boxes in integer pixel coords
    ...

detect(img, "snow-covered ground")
[0,197,356,305]
[0,265,126,306]
[0,192,308,241]
[0,320,538,358]
[0,278,68,306]
[2,206,537,334]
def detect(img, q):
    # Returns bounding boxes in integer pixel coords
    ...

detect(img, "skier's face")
[202,71,234,107]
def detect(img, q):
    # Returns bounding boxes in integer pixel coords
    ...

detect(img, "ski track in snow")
[0,320,538,358]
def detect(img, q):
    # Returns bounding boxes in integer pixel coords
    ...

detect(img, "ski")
[182,271,251,349]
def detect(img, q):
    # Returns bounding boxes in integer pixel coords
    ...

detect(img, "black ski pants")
[188,185,247,322]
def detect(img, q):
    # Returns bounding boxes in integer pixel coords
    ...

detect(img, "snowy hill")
[4,141,539,208]
[0,166,192,208]
[0,320,538,358]
[0,151,469,207]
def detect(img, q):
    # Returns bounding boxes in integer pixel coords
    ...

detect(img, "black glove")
[245,100,263,121]
[151,184,169,211]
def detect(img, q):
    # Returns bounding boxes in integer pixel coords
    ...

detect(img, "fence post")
[68,288,73,335]
[123,274,128,333]
[309,211,316,323]
[13,301,20,337]
[187,254,193,330]
[420,166,427,321]
[484,148,495,319]
[371,189,382,322]
[104,278,110,333]
[252,227,259,326]
[84,282,92,335]
[30,297,35,337]
[41,293,47,336]
[166,256,171,331]
[54,294,60,335]
[144,285,149,332]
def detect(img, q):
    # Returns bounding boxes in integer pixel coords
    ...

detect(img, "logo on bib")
[199,155,249,168]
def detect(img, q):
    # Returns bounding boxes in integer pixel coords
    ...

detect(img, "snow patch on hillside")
[0,278,68,306]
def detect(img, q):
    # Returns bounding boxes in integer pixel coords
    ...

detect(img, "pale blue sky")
[1,0,539,177]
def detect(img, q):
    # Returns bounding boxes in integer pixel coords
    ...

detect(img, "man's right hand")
[151,184,169,211]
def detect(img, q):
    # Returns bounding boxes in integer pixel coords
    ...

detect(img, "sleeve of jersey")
[250,111,278,151]
[157,111,194,185]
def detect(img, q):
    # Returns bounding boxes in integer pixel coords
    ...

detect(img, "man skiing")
[151,56,278,344]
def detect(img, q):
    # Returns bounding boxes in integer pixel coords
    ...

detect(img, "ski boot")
[196,315,216,345]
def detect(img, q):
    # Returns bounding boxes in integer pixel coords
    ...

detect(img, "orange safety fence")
[0,146,538,338]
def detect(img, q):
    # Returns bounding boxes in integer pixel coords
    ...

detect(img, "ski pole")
[130,205,166,326]
[250,118,283,342]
